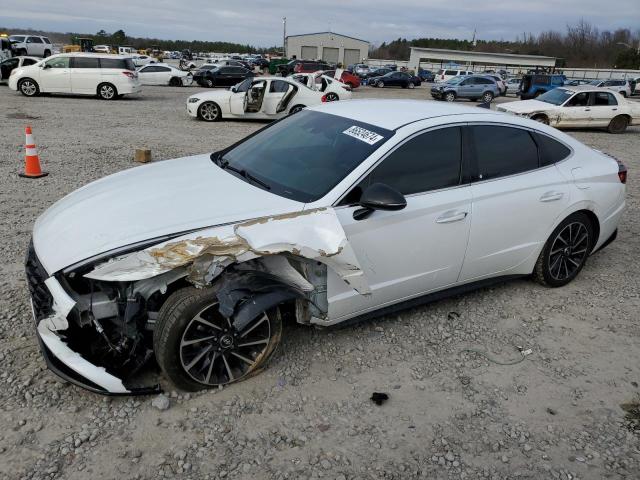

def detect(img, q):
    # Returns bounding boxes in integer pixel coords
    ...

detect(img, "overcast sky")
[4,0,639,46]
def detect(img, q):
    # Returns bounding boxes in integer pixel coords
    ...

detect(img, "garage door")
[301,46,318,60]
[343,48,361,67]
[322,47,339,64]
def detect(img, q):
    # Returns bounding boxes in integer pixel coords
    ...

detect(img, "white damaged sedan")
[497,85,640,133]
[27,100,626,394]
[186,76,328,121]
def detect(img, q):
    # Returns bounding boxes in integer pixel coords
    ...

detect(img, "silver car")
[430,75,500,103]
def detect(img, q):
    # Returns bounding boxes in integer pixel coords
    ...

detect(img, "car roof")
[50,52,132,59]
[308,99,502,130]
[557,85,622,94]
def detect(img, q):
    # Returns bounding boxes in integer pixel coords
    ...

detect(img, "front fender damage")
[85,207,370,295]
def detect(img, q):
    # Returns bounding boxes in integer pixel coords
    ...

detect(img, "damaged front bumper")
[26,243,160,395]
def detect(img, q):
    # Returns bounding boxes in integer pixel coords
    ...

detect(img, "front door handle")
[436,211,468,223]
[539,191,564,202]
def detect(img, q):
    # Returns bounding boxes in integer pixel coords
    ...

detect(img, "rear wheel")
[481,91,494,103]
[154,287,282,391]
[533,213,594,287]
[97,83,117,100]
[607,115,629,134]
[18,78,39,97]
[198,101,221,121]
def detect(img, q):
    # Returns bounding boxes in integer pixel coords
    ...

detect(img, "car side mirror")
[353,183,407,220]
[230,86,236,93]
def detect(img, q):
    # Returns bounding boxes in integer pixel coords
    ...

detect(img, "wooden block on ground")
[135,149,152,163]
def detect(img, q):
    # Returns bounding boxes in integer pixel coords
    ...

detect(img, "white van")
[436,68,473,83]
[9,53,142,99]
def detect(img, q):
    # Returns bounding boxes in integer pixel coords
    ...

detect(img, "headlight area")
[187,97,200,103]
[28,249,178,395]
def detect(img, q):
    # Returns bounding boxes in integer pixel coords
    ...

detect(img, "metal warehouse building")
[285,32,369,66]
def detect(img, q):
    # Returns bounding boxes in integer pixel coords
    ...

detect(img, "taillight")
[321,94,327,102]
[618,161,627,184]
[122,71,135,79]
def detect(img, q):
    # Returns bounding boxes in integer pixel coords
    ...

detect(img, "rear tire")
[607,115,629,134]
[481,91,494,103]
[533,212,594,287]
[18,78,39,97]
[154,286,282,391]
[97,83,117,100]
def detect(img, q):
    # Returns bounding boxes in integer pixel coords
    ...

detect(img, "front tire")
[533,213,594,287]
[481,91,494,103]
[169,77,181,86]
[408,82,415,89]
[198,101,222,121]
[43,50,51,58]
[376,80,384,88]
[607,115,629,134]
[531,114,550,125]
[18,78,39,97]
[324,92,339,101]
[97,83,117,100]
[289,104,305,114]
[205,79,214,88]
[154,287,282,391]
[444,91,456,102]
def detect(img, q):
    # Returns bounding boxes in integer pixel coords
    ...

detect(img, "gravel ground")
[1,82,639,480]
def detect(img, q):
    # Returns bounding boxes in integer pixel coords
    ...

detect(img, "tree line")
[370,21,640,69]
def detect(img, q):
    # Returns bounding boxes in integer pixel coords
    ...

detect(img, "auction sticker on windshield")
[343,126,384,145]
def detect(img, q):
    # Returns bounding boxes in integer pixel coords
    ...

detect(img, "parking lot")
[1,83,639,480]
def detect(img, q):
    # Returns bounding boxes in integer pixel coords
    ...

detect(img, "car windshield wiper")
[217,157,271,191]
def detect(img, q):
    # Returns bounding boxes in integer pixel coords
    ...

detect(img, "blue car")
[430,75,499,103]
[519,74,565,99]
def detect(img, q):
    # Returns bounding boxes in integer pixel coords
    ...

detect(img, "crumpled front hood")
[499,99,552,114]
[33,154,303,274]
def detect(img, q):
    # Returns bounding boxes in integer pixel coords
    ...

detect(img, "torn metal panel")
[85,208,371,294]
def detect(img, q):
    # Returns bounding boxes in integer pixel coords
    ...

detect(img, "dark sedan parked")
[193,65,253,87]
[368,71,421,89]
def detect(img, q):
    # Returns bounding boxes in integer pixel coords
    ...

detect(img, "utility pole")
[282,17,287,58]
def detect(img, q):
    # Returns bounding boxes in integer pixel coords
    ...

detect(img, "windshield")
[446,76,465,85]
[587,80,601,86]
[10,36,26,43]
[217,110,394,202]
[537,88,574,105]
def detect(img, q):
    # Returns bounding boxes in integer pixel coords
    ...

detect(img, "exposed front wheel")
[533,213,594,287]
[444,92,456,102]
[376,80,384,88]
[18,78,39,97]
[198,101,221,121]
[97,83,117,100]
[154,287,282,391]
[205,79,214,88]
[531,114,550,125]
[169,77,181,86]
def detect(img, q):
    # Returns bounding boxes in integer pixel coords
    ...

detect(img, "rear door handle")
[436,211,468,223]
[539,191,564,202]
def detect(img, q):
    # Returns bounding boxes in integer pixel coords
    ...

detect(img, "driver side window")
[45,57,70,69]
[565,92,588,107]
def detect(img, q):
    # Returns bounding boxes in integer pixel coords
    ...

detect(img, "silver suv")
[9,35,53,58]
[430,75,500,103]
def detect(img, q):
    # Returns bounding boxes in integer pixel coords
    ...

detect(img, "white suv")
[589,79,632,97]
[9,53,142,100]
[9,35,53,58]
[436,68,474,83]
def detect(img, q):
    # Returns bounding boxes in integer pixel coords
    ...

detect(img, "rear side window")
[270,80,290,92]
[476,77,494,84]
[43,37,51,44]
[445,70,456,75]
[370,127,462,195]
[28,37,44,44]
[593,92,617,106]
[534,133,571,167]
[471,126,538,181]
[100,58,135,70]
[23,58,37,66]
[72,57,99,68]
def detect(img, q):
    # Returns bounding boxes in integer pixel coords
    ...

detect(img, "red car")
[323,69,360,89]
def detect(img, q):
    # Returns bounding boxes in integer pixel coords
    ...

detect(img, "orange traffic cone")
[19,126,48,179]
